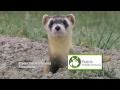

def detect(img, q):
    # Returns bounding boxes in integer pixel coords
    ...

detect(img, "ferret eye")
[49,20,54,29]
[63,20,69,29]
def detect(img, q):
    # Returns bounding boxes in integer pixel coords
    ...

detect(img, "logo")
[68,55,102,70]
[69,56,81,68]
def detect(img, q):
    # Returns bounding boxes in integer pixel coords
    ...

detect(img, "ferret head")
[42,14,75,37]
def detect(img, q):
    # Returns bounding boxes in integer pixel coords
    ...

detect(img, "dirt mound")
[0,36,120,79]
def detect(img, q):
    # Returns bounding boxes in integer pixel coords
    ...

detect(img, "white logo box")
[68,55,102,70]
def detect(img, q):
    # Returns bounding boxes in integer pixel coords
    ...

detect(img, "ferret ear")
[42,14,50,25]
[66,14,76,25]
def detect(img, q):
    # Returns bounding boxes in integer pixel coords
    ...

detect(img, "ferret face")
[42,14,75,37]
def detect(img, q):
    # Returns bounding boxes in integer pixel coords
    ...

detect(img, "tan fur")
[48,35,71,57]
[42,14,75,74]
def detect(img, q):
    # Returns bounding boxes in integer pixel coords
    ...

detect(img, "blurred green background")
[0,11,120,49]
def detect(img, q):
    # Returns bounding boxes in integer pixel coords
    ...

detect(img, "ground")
[0,36,120,79]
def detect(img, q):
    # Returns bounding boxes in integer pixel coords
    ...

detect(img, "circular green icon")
[69,56,81,68]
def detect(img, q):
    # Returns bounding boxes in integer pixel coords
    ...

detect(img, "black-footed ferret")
[42,14,75,73]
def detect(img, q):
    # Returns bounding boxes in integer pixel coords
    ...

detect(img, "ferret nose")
[55,26,60,31]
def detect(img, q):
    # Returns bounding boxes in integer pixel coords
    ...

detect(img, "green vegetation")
[0,11,120,49]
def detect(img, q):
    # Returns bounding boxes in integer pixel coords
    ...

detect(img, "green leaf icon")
[69,56,81,68]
